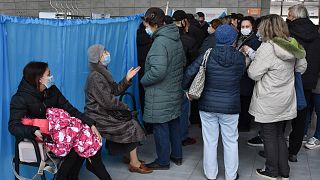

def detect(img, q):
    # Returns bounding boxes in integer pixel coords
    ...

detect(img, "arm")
[295,58,307,74]
[88,74,128,111]
[248,43,273,81]
[54,86,94,126]
[8,95,39,139]
[182,53,204,90]
[110,77,132,96]
[140,42,168,87]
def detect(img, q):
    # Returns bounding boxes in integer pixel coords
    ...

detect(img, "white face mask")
[207,26,215,34]
[241,28,252,36]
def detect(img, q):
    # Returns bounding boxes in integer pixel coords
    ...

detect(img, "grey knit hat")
[88,44,105,63]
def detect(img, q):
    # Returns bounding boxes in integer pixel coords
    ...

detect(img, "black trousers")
[238,95,254,131]
[261,121,290,177]
[288,90,312,155]
[55,149,111,180]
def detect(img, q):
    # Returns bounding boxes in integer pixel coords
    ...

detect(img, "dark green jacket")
[141,24,186,123]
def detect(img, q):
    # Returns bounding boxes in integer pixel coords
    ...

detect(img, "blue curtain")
[0,14,142,179]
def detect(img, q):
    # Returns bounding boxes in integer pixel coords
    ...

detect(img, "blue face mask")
[44,75,54,89]
[145,27,153,36]
[101,54,111,67]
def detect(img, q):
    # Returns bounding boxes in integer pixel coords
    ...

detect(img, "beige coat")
[248,38,307,123]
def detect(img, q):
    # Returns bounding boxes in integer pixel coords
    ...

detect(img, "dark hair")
[197,12,205,18]
[210,19,222,29]
[143,7,165,27]
[186,13,195,21]
[240,16,255,27]
[164,15,173,24]
[23,61,48,90]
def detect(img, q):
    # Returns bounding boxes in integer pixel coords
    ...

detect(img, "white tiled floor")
[79,124,320,180]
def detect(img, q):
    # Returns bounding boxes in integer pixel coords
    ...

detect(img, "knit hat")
[172,10,187,21]
[215,25,238,45]
[88,44,105,63]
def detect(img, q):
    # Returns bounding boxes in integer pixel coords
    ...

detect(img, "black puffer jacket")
[9,78,94,139]
[287,18,320,90]
[178,27,199,67]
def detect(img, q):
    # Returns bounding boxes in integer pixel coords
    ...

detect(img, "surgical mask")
[101,54,111,67]
[43,75,54,89]
[145,27,153,36]
[207,26,215,34]
[256,31,262,41]
[241,28,251,36]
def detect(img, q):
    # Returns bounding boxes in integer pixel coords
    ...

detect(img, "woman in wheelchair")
[8,61,112,180]
[84,44,152,174]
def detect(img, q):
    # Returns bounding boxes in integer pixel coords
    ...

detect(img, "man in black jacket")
[286,4,320,162]
[197,12,209,37]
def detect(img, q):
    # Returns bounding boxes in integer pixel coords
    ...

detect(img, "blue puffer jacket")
[183,45,245,114]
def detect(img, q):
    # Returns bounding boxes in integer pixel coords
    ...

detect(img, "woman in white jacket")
[247,14,307,180]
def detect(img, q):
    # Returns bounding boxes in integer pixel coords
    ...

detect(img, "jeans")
[304,93,320,139]
[289,90,312,155]
[180,94,190,141]
[153,117,182,165]
[261,121,290,177]
[199,111,239,180]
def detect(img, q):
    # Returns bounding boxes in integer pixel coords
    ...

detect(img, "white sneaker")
[302,135,308,143]
[305,137,320,149]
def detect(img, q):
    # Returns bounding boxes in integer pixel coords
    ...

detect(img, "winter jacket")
[187,24,206,49]
[141,24,186,123]
[9,78,94,140]
[183,45,245,114]
[248,37,307,123]
[178,27,199,67]
[85,63,145,143]
[199,33,216,55]
[237,32,262,96]
[287,18,320,90]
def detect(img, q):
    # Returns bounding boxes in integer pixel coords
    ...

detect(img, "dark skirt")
[105,140,138,155]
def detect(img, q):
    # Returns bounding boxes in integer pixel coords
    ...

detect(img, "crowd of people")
[8,4,320,180]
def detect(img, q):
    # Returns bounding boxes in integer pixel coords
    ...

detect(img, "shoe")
[145,161,170,170]
[305,137,320,149]
[256,169,277,180]
[258,150,266,158]
[281,175,289,180]
[288,154,297,162]
[128,163,153,174]
[247,136,264,147]
[302,135,308,143]
[122,155,145,164]
[170,157,182,166]
[182,137,196,146]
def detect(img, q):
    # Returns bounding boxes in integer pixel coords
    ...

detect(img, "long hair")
[23,61,48,90]
[258,14,289,42]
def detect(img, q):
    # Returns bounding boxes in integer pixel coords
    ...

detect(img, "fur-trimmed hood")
[271,37,306,61]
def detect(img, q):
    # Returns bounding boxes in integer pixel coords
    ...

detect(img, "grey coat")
[85,63,145,143]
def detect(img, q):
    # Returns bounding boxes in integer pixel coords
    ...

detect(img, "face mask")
[207,26,215,34]
[42,75,54,89]
[145,27,153,36]
[241,28,251,36]
[101,54,111,67]
[256,31,262,41]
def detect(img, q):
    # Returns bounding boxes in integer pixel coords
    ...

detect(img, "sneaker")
[302,135,308,143]
[305,137,320,149]
[256,169,277,180]
[247,136,264,147]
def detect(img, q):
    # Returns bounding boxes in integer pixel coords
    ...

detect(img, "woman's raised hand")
[126,66,141,81]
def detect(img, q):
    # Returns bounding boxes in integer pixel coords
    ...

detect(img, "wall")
[0,0,270,17]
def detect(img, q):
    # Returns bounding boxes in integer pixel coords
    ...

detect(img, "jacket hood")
[213,45,242,67]
[287,18,319,43]
[17,78,43,98]
[272,37,306,61]
[153,24,180,41]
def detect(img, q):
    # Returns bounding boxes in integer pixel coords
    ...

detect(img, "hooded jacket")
[248,37,307,123]
[183,45,245,114]
[9,78,94,140]
[141,24,186,123]
[287,18,320,90]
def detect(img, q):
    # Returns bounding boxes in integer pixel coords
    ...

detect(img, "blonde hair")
[258,14,289,42]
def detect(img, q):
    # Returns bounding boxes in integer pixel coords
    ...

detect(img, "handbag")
[295,72,307,110]
[188,48,212,100]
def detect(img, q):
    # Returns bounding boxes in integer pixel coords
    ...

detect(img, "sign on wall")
[195,8,228,22]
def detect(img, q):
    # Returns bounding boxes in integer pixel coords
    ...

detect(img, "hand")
[91,125,102,143]
[34,130,43,141]
[126,66,141,81]
[186,92,193,101]
[242,45,251,54]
